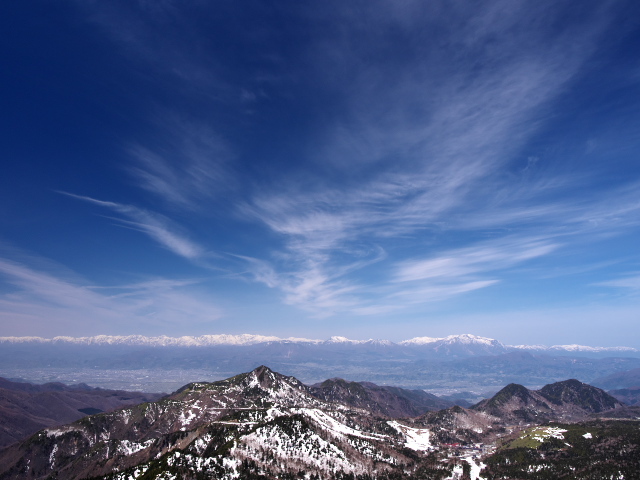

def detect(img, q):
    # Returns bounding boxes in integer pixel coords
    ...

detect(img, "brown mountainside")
[0,378,162,448]
[0,368,630,480]
[309,378,454,417]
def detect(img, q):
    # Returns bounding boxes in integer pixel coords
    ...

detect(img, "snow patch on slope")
[387,421,432,451]
[238,420,359,475]
[297,408,387,441]
[117,439,155,456]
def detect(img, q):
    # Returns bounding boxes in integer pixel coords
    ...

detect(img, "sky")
[1,1,639,346]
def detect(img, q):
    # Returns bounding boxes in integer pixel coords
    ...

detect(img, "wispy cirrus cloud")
[69,0,640,324]
[234,250,386,317]
[327,237,558,314]
[59,193,205,260]
[127,116,234,211]
[238,2,620,315]
[80,1,228,96]
[77,5,239,213]
[393,239,559,284]
[391,280,500,304]
[381,237,560,308]
[0,258,223,336]
[596,274,640,291]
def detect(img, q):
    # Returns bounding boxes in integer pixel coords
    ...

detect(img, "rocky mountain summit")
[411,379,624,446]
[473,378,623,423]
[0,367,443,479]
[309,378,454,417]
[0,367,634,480]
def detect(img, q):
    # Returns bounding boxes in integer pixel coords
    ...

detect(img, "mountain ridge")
[4,335,640,394]
[0,378,163,448]
[0,366,632,480]
[309,378,454,417]
[0,366,434,479]
[470,378,623,425]
[1,333,636,354]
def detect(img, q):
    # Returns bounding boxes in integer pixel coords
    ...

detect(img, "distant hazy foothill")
[0,377,163,448]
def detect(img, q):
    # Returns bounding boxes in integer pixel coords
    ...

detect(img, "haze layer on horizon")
[1,1,639,347]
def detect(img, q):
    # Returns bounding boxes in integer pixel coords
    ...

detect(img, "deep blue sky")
[1,1,640,346]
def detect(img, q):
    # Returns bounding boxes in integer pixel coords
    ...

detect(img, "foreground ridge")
[0,367,638,480]
[0,366,445,480]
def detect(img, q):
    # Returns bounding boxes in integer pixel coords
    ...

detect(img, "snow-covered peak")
[510,344,639,353]
[0,334,321,347]
[0,336,49,343]
[325,337,394,346]
[551,344,638,353]
[400,334,501,347]
[364,339,396,346]
[439,334,501,346]
[0,334,635,354]
[509,344,548,351]
[399,336,442,345]
[325,336,365,344]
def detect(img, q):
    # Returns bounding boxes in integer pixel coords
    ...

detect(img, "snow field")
[387,421,432,451]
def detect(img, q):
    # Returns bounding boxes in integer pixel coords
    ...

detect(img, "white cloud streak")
[127,117,233,211]
[239,2,626,315]
[60,193,205,260]
[374,237,559,307]
[392,280,500,303]
[70,1,639,322]
[79,5,237,212]
[80,1,227,96]
[394,239,558,284]
[0,258,223,335]
[596,274,640,290]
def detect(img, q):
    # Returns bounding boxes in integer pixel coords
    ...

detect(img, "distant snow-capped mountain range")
[0,333,636,353]
[3,333,640,393]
